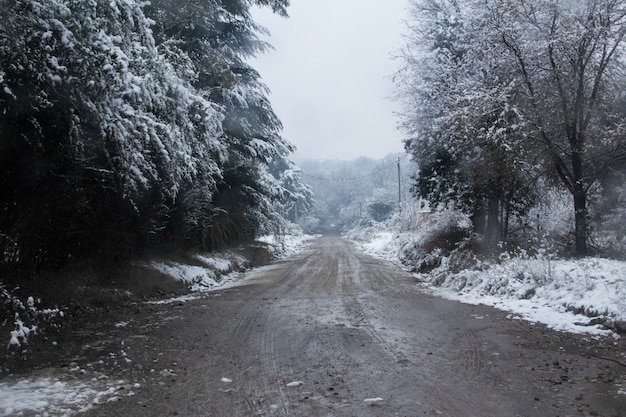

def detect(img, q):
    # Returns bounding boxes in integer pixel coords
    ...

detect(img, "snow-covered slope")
[353,230,626,337]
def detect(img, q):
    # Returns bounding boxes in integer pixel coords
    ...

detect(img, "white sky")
[250,0,408,160]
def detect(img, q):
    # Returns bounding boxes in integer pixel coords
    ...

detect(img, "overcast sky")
[250,0,408,161]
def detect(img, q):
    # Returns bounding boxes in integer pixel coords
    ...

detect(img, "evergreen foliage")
[0,0,302,271]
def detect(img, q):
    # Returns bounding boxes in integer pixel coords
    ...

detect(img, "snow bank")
[425,256,626,336]
[192,255,234,273]
[149,261,229,292]
[355,231,626,336]
[258,233,314,258]
[358,231,401,263]
[148,233,312,297]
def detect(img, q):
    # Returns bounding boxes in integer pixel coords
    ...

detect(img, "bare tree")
[491,0,626,254]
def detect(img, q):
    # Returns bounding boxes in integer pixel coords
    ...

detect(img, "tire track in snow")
[463,328,484,376]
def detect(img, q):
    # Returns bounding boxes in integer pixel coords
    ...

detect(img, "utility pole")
[397,157,402,211]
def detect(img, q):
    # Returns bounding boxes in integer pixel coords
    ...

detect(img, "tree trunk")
[501,200,511,247]
[573,187,588,256]
[485,197,500,248]
[471,200,486,237]
[572,149,588,256]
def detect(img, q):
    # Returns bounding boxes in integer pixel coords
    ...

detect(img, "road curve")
[82,237,625,417]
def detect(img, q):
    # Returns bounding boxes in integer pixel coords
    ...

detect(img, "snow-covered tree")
[0,0,305,267]
[0,0,225,265]
[492,0,626,255]
[145,0,298,248]
[397,0,538,247]
[397,0,626,254]
[269,157,314,224]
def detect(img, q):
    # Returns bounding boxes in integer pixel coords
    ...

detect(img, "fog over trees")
[296,154,415,233]
[396,0,626,256]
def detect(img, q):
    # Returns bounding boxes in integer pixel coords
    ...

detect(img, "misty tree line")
[396,0,626,256]
[297,155,414,232]
[0,0,313,271]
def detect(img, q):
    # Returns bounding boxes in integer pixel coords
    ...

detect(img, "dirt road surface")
[29,237,626,416]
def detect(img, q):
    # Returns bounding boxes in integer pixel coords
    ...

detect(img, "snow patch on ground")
[0,377,134,417]
[193,254,238,273]
[146,233,312,303]
[258,233,314,258]
[149,261,227,292]
[354,230,626,336]
[145,293,203,305]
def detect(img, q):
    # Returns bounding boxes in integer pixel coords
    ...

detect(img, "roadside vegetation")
[395,0,626,258]
[0,0,313,275]
[0,0,316,355]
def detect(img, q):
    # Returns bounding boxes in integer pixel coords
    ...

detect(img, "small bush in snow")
[397,208,474,273]
[2,287,63,349]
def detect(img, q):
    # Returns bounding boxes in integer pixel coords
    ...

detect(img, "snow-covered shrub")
[368,201,395,222]
[397,206,474,272]
[392,199,430,232]
[1,288,63,349]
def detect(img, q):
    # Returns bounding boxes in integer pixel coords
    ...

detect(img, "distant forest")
[296,154,415,232]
